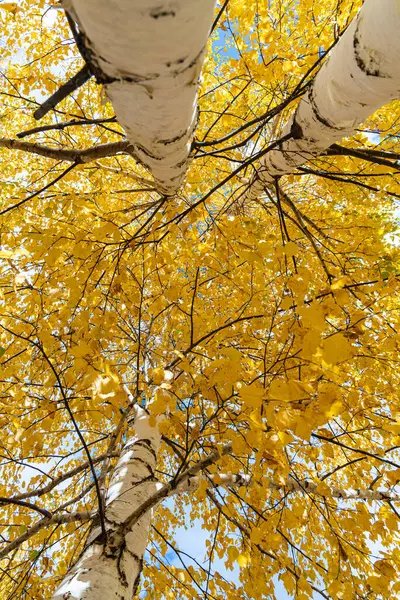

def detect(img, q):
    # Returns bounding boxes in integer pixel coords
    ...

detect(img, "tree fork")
[51,404,162,600]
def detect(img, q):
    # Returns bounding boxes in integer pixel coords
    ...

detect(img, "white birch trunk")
[248,0,400,197]
[65,0,217,195]
[51,405,161,600]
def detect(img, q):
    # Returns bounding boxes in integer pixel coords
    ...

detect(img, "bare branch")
[11,451,118,501]
[0,162,77,216]
[170,470,400,502]
[0,497,52,519]
[326,143,400,167]
[271,478,400,502]
[0,138,131,163]
[171,472,252,495]
[16,117,119,139]
[33,65,92,121]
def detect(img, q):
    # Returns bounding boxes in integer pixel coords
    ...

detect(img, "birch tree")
[63,0,218,195]
[246,0,400,197]
[1,1,400,599]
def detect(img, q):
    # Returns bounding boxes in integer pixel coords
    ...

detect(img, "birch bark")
[51,405,161,600]
[170,472,400,502]
[65,0,217,195]
[248,0,400,198]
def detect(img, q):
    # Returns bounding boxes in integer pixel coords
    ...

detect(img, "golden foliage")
[0,0,400,598]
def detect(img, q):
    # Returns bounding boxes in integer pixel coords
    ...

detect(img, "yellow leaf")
[330,277,349,291]
[237,552,250,568]
[0,3,18,14]
[275,408,294,430]
[249,409,265,429]
[300,329,321,359]
[180,358,192,373]
[151,367,173,385]
[269,379,308,402]
[298,304,326,332]
[315,481,331,496]
[93,373,120,399]
[327,580,345,597]
[240,385,265,408]
[294,418,313,440]
[322,334,354,365]
[281,296,293,310]
[386,468,400,484]
[150,388,170,415]
[368,576,383,593]
[227,545,239,563]
[283,241,298,257]
[325,400,344,418]
[70,343,92,358]
[374,559,396,578]
[15,427,25,442]
[278,430,294,445]
[317,427,334,438]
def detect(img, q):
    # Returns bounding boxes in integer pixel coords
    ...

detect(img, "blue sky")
[147,498,292,599]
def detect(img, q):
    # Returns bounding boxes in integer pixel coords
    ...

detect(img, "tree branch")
[326,143,400,170]
[0,497,52,519]
[33,65,93,121]
[10,451,118,501]
[211,0,230,34]
[16,116,119,139]
[0,511,95,560]
[0,138,131,163]
[171,472,252,495]
[271,478,400,502]
[170,469,400,502]
[206,489,330,600]
[0,162,78,216]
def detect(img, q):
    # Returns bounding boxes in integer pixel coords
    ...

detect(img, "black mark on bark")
[354,26,384,77]
[150,7,176,19]
[290,119,303,140]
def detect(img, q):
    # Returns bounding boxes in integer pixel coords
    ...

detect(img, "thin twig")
[0,324,108,543]
[211,0,230,34]
[17,117,118,139]
[11,452,118,501]
[0,163,78,216]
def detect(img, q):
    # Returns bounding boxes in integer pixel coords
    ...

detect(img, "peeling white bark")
[248,0,400,198]
[66,0,217,195]
[172,472,252,494]
[51,405,162,600]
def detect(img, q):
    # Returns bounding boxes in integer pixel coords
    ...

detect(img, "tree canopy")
[0,0,400,598]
